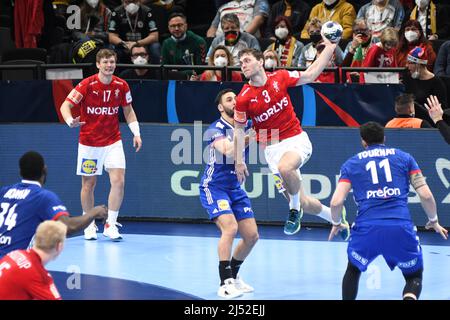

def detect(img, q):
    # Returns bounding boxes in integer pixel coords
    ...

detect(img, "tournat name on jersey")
[358,148,396,159]
[254,96,289,123]
[87,106,119,115]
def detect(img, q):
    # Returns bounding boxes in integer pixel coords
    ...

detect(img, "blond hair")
[34,221,67,253]
[96,48,117,63]
[380,27,398,45]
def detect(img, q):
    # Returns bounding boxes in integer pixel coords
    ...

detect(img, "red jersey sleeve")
[26,272,62,300]
[122,80,132,106]
[279,69,301,87]
[65,78,88,106]
[234,86,250,124]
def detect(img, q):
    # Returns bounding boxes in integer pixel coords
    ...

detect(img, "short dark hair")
[360,121,384,145]
[20,151,45,180]
[395,93,414,113]
[238,48,264,61]
[168,12,187,23]
[215,88,235,106]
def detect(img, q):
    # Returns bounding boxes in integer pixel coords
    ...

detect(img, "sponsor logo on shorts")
[243,207,253,213]
[217,200,230,211]
[366,186,401,199]
[397,258,418,269]
[81,159,97,174]
[351,250,368,266]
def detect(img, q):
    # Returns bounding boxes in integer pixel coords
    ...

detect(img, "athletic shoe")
[340,206,350,241]
[84,221,98,240]
[284,208,303,235]
[103,222,123,241]
[234,276,254,293]
[217,278,243,299]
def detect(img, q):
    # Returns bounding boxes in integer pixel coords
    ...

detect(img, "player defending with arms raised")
[199,89,258,299]
[233,39,349,237]
[329,122,448,300]
[60,49,142,241]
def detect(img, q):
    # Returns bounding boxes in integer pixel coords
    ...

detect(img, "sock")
[107,210,119,225]
[219,260,232,285]
[230,258,243,279]
[317,205,332,223]
[288,193,300,211]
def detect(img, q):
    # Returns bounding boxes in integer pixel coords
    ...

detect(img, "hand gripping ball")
[321,21,343,43]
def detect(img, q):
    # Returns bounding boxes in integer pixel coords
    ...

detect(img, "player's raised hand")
[425,221,448,240]
[235,163,249,184]
[133,136,142,152]
[424,95,444,124]
[68,116,86,128]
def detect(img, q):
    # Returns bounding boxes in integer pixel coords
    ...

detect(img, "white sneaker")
[234,276,254,293]
[103,222,123,241]
[217,278,243,299]
[84,221,98,240]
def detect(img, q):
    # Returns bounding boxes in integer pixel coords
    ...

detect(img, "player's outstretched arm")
[234,121,249,184]
[411,172,448,240]
[57,205,108,235]
[60,101,85,128]
[123,105,142,152]
[297,34,337,85]
[328,181,351,241]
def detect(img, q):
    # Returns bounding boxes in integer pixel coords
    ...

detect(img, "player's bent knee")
[244,232,259,245]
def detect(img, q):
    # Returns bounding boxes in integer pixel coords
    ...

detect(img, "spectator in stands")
[434,40,450,76]
[161,12,207,77]
[300,0,356,40]
[108,0,160,63]
[395,20,436,72]
[362,27,398,67]
[265,15,304,67]
[342,18,372,67]
[425,95,450,144]
[193,45,243,82]
[207,0,270,38]
[399,0,415,18]
[357,0,405,43]
[119,44,160,79]
[299,18,344,67]
[265,0,310,39]
[142,0,186,14]
[263,49,281,70]
[403,45,448,124]
[71,0,112,45]
[207,13,260,66]
[385,93,433,128]
[410,0,450,41]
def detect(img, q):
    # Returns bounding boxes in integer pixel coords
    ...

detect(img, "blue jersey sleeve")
[407,153,421,175]
[39,190,69,221]
[339,162,351,183]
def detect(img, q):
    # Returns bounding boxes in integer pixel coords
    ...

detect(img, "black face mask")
[224,30,239,46]
[310,33,322,44]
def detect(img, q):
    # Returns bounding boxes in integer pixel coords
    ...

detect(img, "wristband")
[65,116,74,127]
[428,216,438,223]
[128,121,140,137]
[332,219,342,226]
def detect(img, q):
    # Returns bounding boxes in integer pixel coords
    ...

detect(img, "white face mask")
[415,0,429,8]
[86,0,99,8]
[275,27,289,40]
[411,70,420,79]
[323,0,337,5]
[133,56,148,65]
[373,0,385,4]
[214,56,228,67]
[405,30,419,42]
[264,58,276,69]
[125,3,139,15]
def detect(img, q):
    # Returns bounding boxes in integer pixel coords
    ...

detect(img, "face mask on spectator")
[405,31,419,42]
[214,56,228,67]
[275,27,289,40]
[373,0,385,4]
[86,0,99,8]
[224,31,239,46]
[323,0,337,5]
[264,58,277,69]
[125,3,139,15]
[415,0,429,8]
[133,56,148,65]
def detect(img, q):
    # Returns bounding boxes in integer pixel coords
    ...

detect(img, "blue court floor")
[47,221,450,300]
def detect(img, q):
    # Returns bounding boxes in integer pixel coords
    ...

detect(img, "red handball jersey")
[65,74,132,147]
[234,70,302,143]
[0,249,61,300]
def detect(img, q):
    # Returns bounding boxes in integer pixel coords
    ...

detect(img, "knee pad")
[403,269,423,300]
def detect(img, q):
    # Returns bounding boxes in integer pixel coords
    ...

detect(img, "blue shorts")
[199,185,254,221]
[347,221,423,275]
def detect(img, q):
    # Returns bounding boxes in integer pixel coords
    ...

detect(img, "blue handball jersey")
[339,144,421,223]
[200,118,252,190]
[0,180,69,258]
